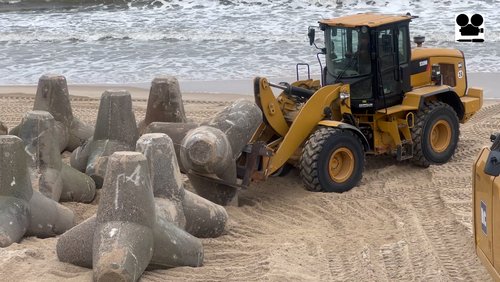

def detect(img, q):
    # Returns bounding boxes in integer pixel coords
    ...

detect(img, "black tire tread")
[300,127,363,192]
[411,100,459,167]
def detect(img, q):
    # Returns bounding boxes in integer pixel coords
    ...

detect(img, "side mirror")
[308,27,315,46]
[484,150,500,176]
[485,133,500,176]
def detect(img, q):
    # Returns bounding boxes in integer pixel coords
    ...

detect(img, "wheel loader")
[236,13,483,193]
[473,134,500,281]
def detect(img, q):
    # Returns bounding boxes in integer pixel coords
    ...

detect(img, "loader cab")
[319,13,413,112]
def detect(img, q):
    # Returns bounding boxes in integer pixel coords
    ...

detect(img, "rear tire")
[300,127,364,193]
[411,100,460,167]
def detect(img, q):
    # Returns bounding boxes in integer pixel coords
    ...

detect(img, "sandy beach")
[0,80,497,281]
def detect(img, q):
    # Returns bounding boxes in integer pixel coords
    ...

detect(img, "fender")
[317,120,370,152]
[402,85,465,120]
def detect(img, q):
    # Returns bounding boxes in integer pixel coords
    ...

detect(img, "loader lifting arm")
[237,77,358,185]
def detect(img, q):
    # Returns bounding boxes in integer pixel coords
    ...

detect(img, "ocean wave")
[0,28,305,44]
[0,0,498,84]
[0,0,358,12]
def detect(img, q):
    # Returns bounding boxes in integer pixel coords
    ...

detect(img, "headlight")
[340,92,350,100]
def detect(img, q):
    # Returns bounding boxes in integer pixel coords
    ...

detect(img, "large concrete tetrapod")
[180,99,262,205]
[136,133,186,228]
[57,211,204,270]
[17,111,63,200]
[71,90,139,188]
[57,151,204,275]
[10,74,93,152]
[0,135,74,247]
[143,122,198,172]
[93,152,154,281]
[138,76,187,134]
[17,111,96,203]
[0,136,33,247]
[136,133,228,238]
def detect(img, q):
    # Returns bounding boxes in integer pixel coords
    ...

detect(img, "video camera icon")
[456,13,484,42]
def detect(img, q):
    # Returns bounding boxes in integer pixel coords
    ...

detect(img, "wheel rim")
[429,119,452,153]
[328,147,355,183]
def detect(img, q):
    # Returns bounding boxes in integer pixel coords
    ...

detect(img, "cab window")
[398,26,409,64]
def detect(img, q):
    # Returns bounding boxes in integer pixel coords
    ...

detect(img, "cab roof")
[319,13,414,28]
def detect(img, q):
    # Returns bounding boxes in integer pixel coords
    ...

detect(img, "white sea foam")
[0,0,498,85]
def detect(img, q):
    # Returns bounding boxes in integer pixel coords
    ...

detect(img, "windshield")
[325,27,371,78]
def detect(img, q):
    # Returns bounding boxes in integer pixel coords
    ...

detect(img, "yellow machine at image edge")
[473,135,500,281]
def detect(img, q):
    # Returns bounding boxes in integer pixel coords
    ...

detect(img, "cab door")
[374,24,407,110]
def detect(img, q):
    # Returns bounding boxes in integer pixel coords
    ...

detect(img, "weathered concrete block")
[67,118,93,151]
[0,135,75,247]
[33,74,93,151]
[137,133,228,237]
[85,139,132,189]
[202,99,262,156]
[183,190,228,238]
[136,133,186,228]
[0,136,34,201]
[0,136,33,247]
[17,111,64,200]
[0,197,30,247]
[186,173,238,208]
[151,208,204,268]
[93,152,154,281]
[70,138,92,172]
[26,190,74,238]
[179,100,262,206]
[17,111,96,203]
[93,91,138,148]
[143,122,198,172]
[57,211,204,270]
[57,151,204,276]
[71,91,139,188]
[56,216,95,268]
[94,221,153,281]
[59,164,96,203]
[138,76,187,134]
[180,126,233,176]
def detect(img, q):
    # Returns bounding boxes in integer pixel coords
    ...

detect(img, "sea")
[0,0,499,87]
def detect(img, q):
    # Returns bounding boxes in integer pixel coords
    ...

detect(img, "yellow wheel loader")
[473,134,500,281]
[237,13,483,193]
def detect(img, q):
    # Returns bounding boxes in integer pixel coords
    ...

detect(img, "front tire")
[300,127,365,193]
[411,100,460,167]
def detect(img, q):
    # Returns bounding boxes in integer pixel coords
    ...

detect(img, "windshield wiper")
[334,54,358,83]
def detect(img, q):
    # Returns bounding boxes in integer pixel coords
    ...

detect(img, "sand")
[0,85,496,281]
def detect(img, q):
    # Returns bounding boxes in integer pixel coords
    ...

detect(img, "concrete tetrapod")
[56,212,204,270]
[9,74,93,152]
[136,133,186,228]
[180,99,262,205]
[17,111,96,203]
[0,135,74,247]
[70,90,139,188]
[56,151,203,277]
[136,133,228,238]
[93,152,155,281]
[143,122,198,173]
[138,76,187,134]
